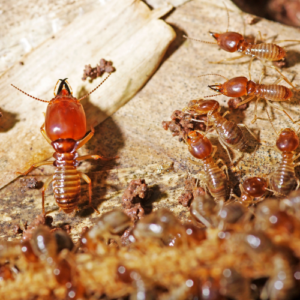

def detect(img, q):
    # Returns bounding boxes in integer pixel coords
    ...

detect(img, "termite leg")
[208,54,246,65]
[254,196,267,205]
[235,95,256,108]
[211,145,217,158]
[264,187,285,197]
[77,154,118,161]
[248,57,254,80]
[296,178,300,190]
[267,65,296,89]
[237,123,260,143]
[257,31,263,43]
[293,153,300,161]
[251,98,260,124]
[188,158,203,166]
[42,177,54,215]
[273,77,283,85]
[266,100,296,124]
[222,110,230,118]
[229,191,239,202]
[79,172,100,214]
[40,123,52,145]
[217,139,234,165]
[75,127,95,150]
[275,39,300,43]
[215,158,229,179]
[16,161,53,176]
[294,162,300,168]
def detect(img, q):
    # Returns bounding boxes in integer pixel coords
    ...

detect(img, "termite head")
[242,177,268,198]
[209,31,244,53]
[21,226,57,263]
[46,84,86,142]
[133,209,183,245]
[218,203,246,224]
[276,128,299,152]
[188,99,220,115]
[208,77,248,97]
[187,131,212,159]
[255,199,295,234]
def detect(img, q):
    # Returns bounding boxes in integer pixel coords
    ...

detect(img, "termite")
[12,75,115,215]
[185,99,258,163]
[186,131,229,202]
[232,177,269,207]
[266,114,300,196]
[81,210,131,253]
[190,193,247,229]
[206,73,296,124]
[184,5,299,77]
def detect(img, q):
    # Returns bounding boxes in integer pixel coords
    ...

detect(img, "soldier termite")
[184,4,300,77]
[205,73,297,124]
[12,74,116,215]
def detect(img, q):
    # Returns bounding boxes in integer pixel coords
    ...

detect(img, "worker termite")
[232,177,269,207]
[81,210,132,253]
[133,208,206,247]
[266,117,300,196]
[231,230,298,300]
[186,131,229,202]
[12,75,115,215]
[206,74,296,124]
[190,193,247,230]
[185,99,258,163]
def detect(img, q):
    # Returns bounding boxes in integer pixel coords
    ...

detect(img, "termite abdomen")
[52,140,80,214]
[249,43,286,61]
[270,129,300,196]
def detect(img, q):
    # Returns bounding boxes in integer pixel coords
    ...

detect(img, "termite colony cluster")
[2,7,300,300]
[3,193,300,299]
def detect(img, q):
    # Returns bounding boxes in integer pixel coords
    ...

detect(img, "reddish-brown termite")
[184,5,299,77]
[203,73,297,124]
[266,111,300,196]
[184,99,258,164]
[231,177,269,207]
[186,130,229,202]
[12,75,115,215]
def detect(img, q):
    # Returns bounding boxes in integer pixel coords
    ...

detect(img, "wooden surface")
[1,0,300,241]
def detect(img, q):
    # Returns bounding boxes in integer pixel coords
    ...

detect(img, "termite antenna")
[78,73,112,102]
[223,1,230,32]
[11,84,50,103]
[266,109,278,136]
[183,35,217,45]
[195,73,229,81]
[204,94,222,98]
[54,79,60,96]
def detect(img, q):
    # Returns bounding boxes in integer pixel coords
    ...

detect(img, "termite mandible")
[12,74,115,215]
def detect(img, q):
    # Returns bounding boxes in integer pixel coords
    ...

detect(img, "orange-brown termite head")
[208,77,252,98]
[46,79,86,142]
[243,177,268,198]
[209,31,244,53]
[276,128,299,152]
[187,131,212,159]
